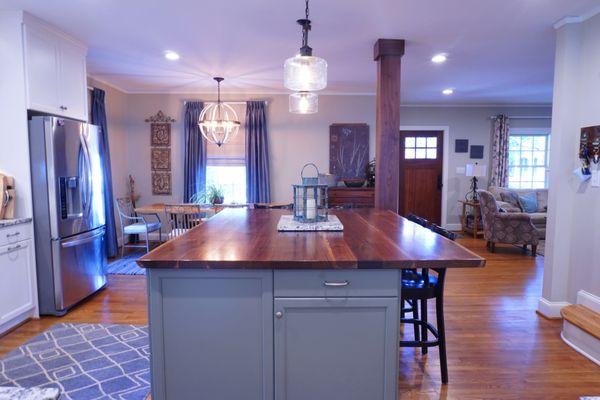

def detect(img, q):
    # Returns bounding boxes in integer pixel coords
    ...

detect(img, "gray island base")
[147,268,400,400]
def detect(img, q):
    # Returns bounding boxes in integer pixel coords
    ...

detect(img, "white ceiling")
[4,0,600,103]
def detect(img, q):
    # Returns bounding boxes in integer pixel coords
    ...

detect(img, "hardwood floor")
[1,238,599,399]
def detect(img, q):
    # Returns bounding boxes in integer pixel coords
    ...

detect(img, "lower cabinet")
[147,269,274,400]
[274,297,398,400]
[0,238,37,334]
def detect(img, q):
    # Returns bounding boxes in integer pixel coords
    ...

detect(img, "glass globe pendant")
[198,77,240,147]
[284,0,327,93]
[289,92,318,114]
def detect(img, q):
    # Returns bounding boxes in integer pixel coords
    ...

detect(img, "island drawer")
[274,270,399,298]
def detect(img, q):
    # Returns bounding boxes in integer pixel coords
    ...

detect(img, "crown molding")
[554,5,600,29]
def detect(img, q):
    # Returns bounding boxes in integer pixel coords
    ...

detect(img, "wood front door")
[399,130,443,224]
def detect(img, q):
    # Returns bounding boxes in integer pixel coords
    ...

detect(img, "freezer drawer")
[52,227,107,311]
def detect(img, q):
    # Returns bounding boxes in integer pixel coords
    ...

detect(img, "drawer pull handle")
[6,232,20,238]
[323,280,350,287]
[6,244,22,253]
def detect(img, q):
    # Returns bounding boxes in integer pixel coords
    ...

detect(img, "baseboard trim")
[561,329,600,367]
[537,297,570,319]
[577,290,600,314]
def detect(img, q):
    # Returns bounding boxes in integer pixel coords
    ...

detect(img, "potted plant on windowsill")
[207,184,225,205]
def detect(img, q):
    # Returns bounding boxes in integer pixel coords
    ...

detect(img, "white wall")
[539,13,600,315]
[0,11,32,218]
[95,88,551,228]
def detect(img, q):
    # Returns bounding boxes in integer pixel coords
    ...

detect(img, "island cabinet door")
[274,297,399,400]
[147,269,274,400]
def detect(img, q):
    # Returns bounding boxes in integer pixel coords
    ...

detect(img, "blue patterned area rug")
[0,323,150,400]
[106,253,146,276]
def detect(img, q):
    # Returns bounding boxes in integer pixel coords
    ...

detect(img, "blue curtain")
[183,101,206,202]
[245,101,271,203]
[90,88,118,258]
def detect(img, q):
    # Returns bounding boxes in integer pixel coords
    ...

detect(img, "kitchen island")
[138,208,484,400]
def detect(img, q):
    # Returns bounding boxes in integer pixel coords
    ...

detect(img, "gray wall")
[542,13,600,306]
[93,85,551,228]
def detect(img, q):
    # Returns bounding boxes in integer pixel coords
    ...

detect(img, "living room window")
[507,131,550,189]
[205,104,247,204]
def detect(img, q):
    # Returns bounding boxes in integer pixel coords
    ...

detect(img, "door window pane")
[405,148,416,159]
[416,137,427,148]
[405,137,415,147]
[426,149,437,159]
[415,148,426,159]
[426,137,437,148]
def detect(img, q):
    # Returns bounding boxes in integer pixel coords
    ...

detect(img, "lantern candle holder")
[293,163,329,223]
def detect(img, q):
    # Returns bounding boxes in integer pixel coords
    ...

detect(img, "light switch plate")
[456,167,466,174]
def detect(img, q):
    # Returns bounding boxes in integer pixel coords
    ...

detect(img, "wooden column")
[373,39,405,212]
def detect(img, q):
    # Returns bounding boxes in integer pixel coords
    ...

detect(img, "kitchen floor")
[1,238,599,399]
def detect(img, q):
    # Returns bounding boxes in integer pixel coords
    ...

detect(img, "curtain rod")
[489,115,551,120]
[184,100,269,105]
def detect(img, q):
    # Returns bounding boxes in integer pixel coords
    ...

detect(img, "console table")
[328,187,375,208]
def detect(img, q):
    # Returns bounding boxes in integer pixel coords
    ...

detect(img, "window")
[404,136,437,159]
[507,132,550,189]
[205,104,247,204]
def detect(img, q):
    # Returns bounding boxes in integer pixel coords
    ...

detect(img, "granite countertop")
[0,217,32,228]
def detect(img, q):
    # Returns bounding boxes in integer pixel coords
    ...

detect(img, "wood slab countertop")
[137,208,485,270]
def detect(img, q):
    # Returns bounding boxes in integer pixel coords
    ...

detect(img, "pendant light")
[289,91,318,114]
[198,77,240,147]
[284,0,327,114]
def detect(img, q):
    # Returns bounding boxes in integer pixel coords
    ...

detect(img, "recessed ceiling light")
[442,88,454,95]
[431,53,448,64]
[164,50,180,61]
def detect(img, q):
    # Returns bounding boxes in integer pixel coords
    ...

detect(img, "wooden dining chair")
[164,204,207,240]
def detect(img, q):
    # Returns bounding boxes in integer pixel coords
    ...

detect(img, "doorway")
[399,130,444,225]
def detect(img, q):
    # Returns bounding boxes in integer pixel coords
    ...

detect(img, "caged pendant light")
[198,77,240,147]
[284,0,327,114]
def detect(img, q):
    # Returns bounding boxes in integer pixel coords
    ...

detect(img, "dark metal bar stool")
[400,221,456,384]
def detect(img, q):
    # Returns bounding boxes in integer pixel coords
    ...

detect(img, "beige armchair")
[477,190,540,256]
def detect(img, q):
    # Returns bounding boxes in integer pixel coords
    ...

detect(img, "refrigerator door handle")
[80,131,93,219]
[61,229,105,248]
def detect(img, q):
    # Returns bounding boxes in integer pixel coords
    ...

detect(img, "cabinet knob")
[60,105,68,110]
[275,311,283,319]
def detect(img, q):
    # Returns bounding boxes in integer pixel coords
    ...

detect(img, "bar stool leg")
[421,298,428,355]
[436,295,448,384]
[412,298,420,342]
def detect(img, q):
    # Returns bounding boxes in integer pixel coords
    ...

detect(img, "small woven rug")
[106,253,146,275]
[0,323,150,400]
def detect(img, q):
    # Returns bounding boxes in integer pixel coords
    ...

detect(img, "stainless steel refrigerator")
[29,116,108,316]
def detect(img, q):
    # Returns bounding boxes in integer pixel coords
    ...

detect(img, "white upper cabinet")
[23,19,88,121]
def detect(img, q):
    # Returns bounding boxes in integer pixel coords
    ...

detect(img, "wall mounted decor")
[151,148,171,171]
[151,172,172,195]
[146,110,175,195]
[455,139,469,153]
[150,124,171,147]
[470,145,484,159]
[329,123,369,179]
[580,125,600,174]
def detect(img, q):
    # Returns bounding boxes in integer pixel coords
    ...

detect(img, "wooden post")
[373,39,405,212]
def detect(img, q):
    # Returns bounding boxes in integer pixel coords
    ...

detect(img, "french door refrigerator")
[29,116,108,315]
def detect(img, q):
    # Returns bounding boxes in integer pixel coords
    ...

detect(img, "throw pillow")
[500,190,522,211]
[518,191,538,213]
[497,201,521,213]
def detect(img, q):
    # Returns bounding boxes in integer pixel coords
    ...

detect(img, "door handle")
[323,280,350,287]
[437,174,443,190]
[61,230,104,248]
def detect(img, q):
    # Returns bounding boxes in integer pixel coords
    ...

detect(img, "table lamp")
[465,163,487,202]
